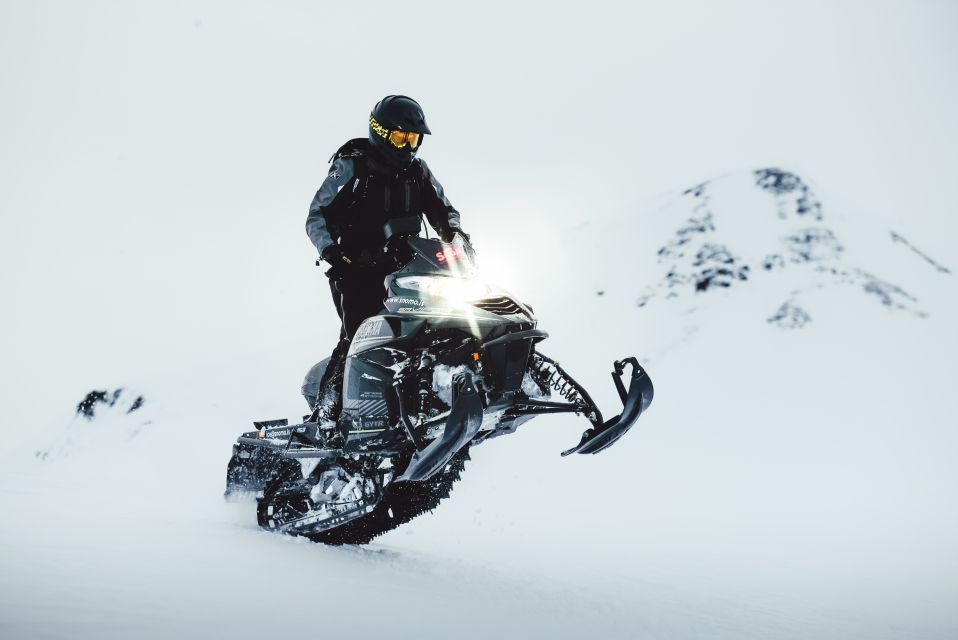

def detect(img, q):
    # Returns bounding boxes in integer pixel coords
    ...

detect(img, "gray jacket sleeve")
[419,159,462,240]
[306,158,355,256]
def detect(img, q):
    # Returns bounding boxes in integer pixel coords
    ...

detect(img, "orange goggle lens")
[387,130,421,149]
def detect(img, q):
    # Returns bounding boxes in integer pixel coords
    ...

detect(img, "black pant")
[313,268,389,416]
[329,268,390,339]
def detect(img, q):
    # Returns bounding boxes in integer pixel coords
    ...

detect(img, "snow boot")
[308,337,349,447]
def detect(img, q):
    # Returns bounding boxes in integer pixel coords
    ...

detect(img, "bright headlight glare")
[395,276,493,303]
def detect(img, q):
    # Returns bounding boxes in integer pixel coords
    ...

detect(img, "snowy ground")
[3,2,958,639]
[2,168,956,639]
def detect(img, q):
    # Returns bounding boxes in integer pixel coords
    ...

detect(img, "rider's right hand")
[321,245,351,270]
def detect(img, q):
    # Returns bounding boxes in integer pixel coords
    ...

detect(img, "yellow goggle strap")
[370,115,421,149]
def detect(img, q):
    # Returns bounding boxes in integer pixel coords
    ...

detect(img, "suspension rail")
[530,353,604,427]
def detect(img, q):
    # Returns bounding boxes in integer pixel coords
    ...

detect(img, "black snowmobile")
[225,216,653,544]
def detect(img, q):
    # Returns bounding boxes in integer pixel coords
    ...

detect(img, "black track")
[308,448,471,545]
[254,449,470,545]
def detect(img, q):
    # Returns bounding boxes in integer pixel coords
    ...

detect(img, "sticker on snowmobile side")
[350,318,394,351]
[385,296,424,307]
[359,416,388,430]
[347,416,389,434]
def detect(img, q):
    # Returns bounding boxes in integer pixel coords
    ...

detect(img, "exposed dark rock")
[695,267,748,291]
[754,168,823,220]
[783,228,844,263]
[692,243,735,267]
[641,168,927,320]
[665,269,687,288]
[635,284,656,308]
[76,388,144,420]
[128,395,145,413]
[763,254,785,271]
[890,231,952,274]
[767,302,812,329]
[755,168,802,195]
[857,271,921,311]
[658,213,716,261]
[683,183,707,198]
[692,244,750,291]
[77,390,113,420]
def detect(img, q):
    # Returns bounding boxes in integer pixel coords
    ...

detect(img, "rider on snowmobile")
[305,95,469,431]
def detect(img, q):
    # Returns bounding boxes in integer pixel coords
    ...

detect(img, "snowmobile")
[225,216,653,544]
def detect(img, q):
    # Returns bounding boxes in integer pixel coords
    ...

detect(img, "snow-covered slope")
[2,166,955,639]
[4,2,958,638]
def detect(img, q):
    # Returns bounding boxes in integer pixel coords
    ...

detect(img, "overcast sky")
[2,0,956,398]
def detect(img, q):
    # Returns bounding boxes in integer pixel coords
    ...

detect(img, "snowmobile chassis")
[225,221,654,544]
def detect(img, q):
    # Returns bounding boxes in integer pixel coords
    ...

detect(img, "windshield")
[401,235,479,279]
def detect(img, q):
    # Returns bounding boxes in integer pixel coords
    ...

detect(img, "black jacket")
[306,139,464,265]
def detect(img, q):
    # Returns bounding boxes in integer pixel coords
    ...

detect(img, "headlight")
[395,276,495,304]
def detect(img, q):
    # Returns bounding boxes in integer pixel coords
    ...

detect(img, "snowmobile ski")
[398,371,483,482]
[561,358,654,456]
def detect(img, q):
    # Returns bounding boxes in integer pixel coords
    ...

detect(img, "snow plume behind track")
[3,2,958,638]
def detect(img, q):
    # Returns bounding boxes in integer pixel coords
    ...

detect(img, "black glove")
[321,245,352,275]
[442,228,470,243]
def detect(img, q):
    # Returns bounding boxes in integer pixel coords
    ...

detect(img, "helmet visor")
[387,130,421,149]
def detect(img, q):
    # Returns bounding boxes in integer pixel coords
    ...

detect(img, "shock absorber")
[530,353,581,403]
[416,351,434,422]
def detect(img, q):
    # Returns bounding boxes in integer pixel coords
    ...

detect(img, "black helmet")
[368,95,431,170]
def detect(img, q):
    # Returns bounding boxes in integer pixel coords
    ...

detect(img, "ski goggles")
[387,129,421,149]
[370,115,422,149]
